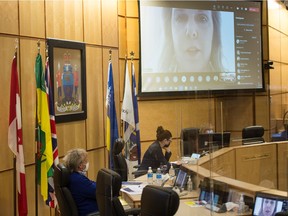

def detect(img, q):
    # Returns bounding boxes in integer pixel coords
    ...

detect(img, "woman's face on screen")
[171,8,214,72]
[262,199,276,216]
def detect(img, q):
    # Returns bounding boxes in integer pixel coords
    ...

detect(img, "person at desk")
[138,126,172,173]
[63,148,98,216]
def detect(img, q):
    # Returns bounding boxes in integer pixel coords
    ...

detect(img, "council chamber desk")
[121,142,288,215]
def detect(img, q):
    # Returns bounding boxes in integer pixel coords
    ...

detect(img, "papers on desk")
[121,183,147,195]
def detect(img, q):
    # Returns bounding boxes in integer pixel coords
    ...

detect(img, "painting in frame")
[47,38,87,123]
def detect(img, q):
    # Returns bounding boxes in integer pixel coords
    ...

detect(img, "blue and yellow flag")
[105,61,119,168]
[35,53,53,202]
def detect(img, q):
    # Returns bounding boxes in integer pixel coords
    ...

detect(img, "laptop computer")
[252,192,288,215]
[162,168,188,189]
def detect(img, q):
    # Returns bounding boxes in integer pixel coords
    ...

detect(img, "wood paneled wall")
[0,0,287,215]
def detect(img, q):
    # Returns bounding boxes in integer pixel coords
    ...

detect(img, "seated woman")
[138,126,173,173]
[63,148,98,216]
[112,138,128,181]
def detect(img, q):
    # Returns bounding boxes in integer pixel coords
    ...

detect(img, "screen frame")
[138,0,265,97]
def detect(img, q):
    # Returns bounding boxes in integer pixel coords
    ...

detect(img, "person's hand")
[163,146,171,153]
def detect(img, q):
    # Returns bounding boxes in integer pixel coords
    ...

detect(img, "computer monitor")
[198,177,229,205]
[180,128,200,156]
[198,132,231,153]
[252,192,288,216]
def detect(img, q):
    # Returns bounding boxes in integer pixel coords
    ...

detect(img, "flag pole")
[35,40,41,216]
[13,156,16,216]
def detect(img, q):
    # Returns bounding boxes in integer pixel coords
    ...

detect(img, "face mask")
[83,162,89,172]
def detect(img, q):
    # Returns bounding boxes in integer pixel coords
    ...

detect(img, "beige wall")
[0,0,287,215]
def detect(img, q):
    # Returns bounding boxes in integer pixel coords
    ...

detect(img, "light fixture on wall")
[280,0,288,10]
[264,60,274,70]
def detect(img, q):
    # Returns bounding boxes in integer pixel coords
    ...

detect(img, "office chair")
[53,163,79,216]
[242,125,265,145]
[113,139,147,180]
[96,168,140,216]
[140,185,180,216]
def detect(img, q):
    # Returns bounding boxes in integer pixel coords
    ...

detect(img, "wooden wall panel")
[0,36,17,171]
[19,0,45,38]
[56,121,86,157]
[138,100,189,141]
[0,170,14,215]
[20,38,45,165]
[281,34,288,63]
[102,0,118,47]
[126,0,138,17]
[179,99,215,134]
[201,150,236,179]
[0,1,18,34]
[118,0,126,17]
[235,144,277,188]
[87,148,107,182]
[118,17,127,59]
[127,18,139,59]
[270,62,281,94]
[282,64,288,94]
[86,46,105,150]
[269,27,281,62]
[280,4,288,35]
[267,0,280,30]
[277,142,288,191]
[219,97,254,131]
[45,0,84,41]
[255,96,270,132]
[83,0,102,45]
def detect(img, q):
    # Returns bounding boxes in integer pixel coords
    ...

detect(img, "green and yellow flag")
[35,53,53,201]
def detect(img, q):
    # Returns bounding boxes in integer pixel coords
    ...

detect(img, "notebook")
[252,192,288,215]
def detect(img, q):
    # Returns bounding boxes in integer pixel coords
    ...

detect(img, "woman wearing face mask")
[138,126,173,173]
[63,148,98,216]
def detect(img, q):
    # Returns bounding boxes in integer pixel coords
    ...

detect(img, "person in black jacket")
[138,126,172,173]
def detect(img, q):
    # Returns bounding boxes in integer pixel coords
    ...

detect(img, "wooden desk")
[121,188,199,208]
[175,200,237,216]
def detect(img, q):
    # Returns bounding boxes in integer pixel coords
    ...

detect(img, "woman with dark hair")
[138,126,173,173]
[257,198,277,216]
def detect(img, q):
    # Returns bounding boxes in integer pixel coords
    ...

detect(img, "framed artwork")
[47,39,87,123]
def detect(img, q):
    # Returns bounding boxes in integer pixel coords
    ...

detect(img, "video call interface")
[253,194,288,215]
[140,1,263,93]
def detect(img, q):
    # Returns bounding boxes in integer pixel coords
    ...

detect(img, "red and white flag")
[8,55,28,216]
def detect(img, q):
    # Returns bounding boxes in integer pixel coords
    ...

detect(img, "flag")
[121,60,135,142]
[35,53,54,202]
[44,57,59,207]
[8,55,28,216]
[105,61,119,168]
[131,61,141,163]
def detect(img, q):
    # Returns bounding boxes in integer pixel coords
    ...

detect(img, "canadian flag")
[8,55,28,216]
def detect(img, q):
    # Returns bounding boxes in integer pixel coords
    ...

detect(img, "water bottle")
[169,165,175,177]
[169,165,175,185]
[238,194,245,213]
[187,175,193,192]
[147,167,153,185]
[156,168,162,186]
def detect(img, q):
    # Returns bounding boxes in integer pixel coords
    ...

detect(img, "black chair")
[96,168,140,216]
[113,139,147,180]
[54,163,79,216]
[242,125,265,145]
[140,185,180,216]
